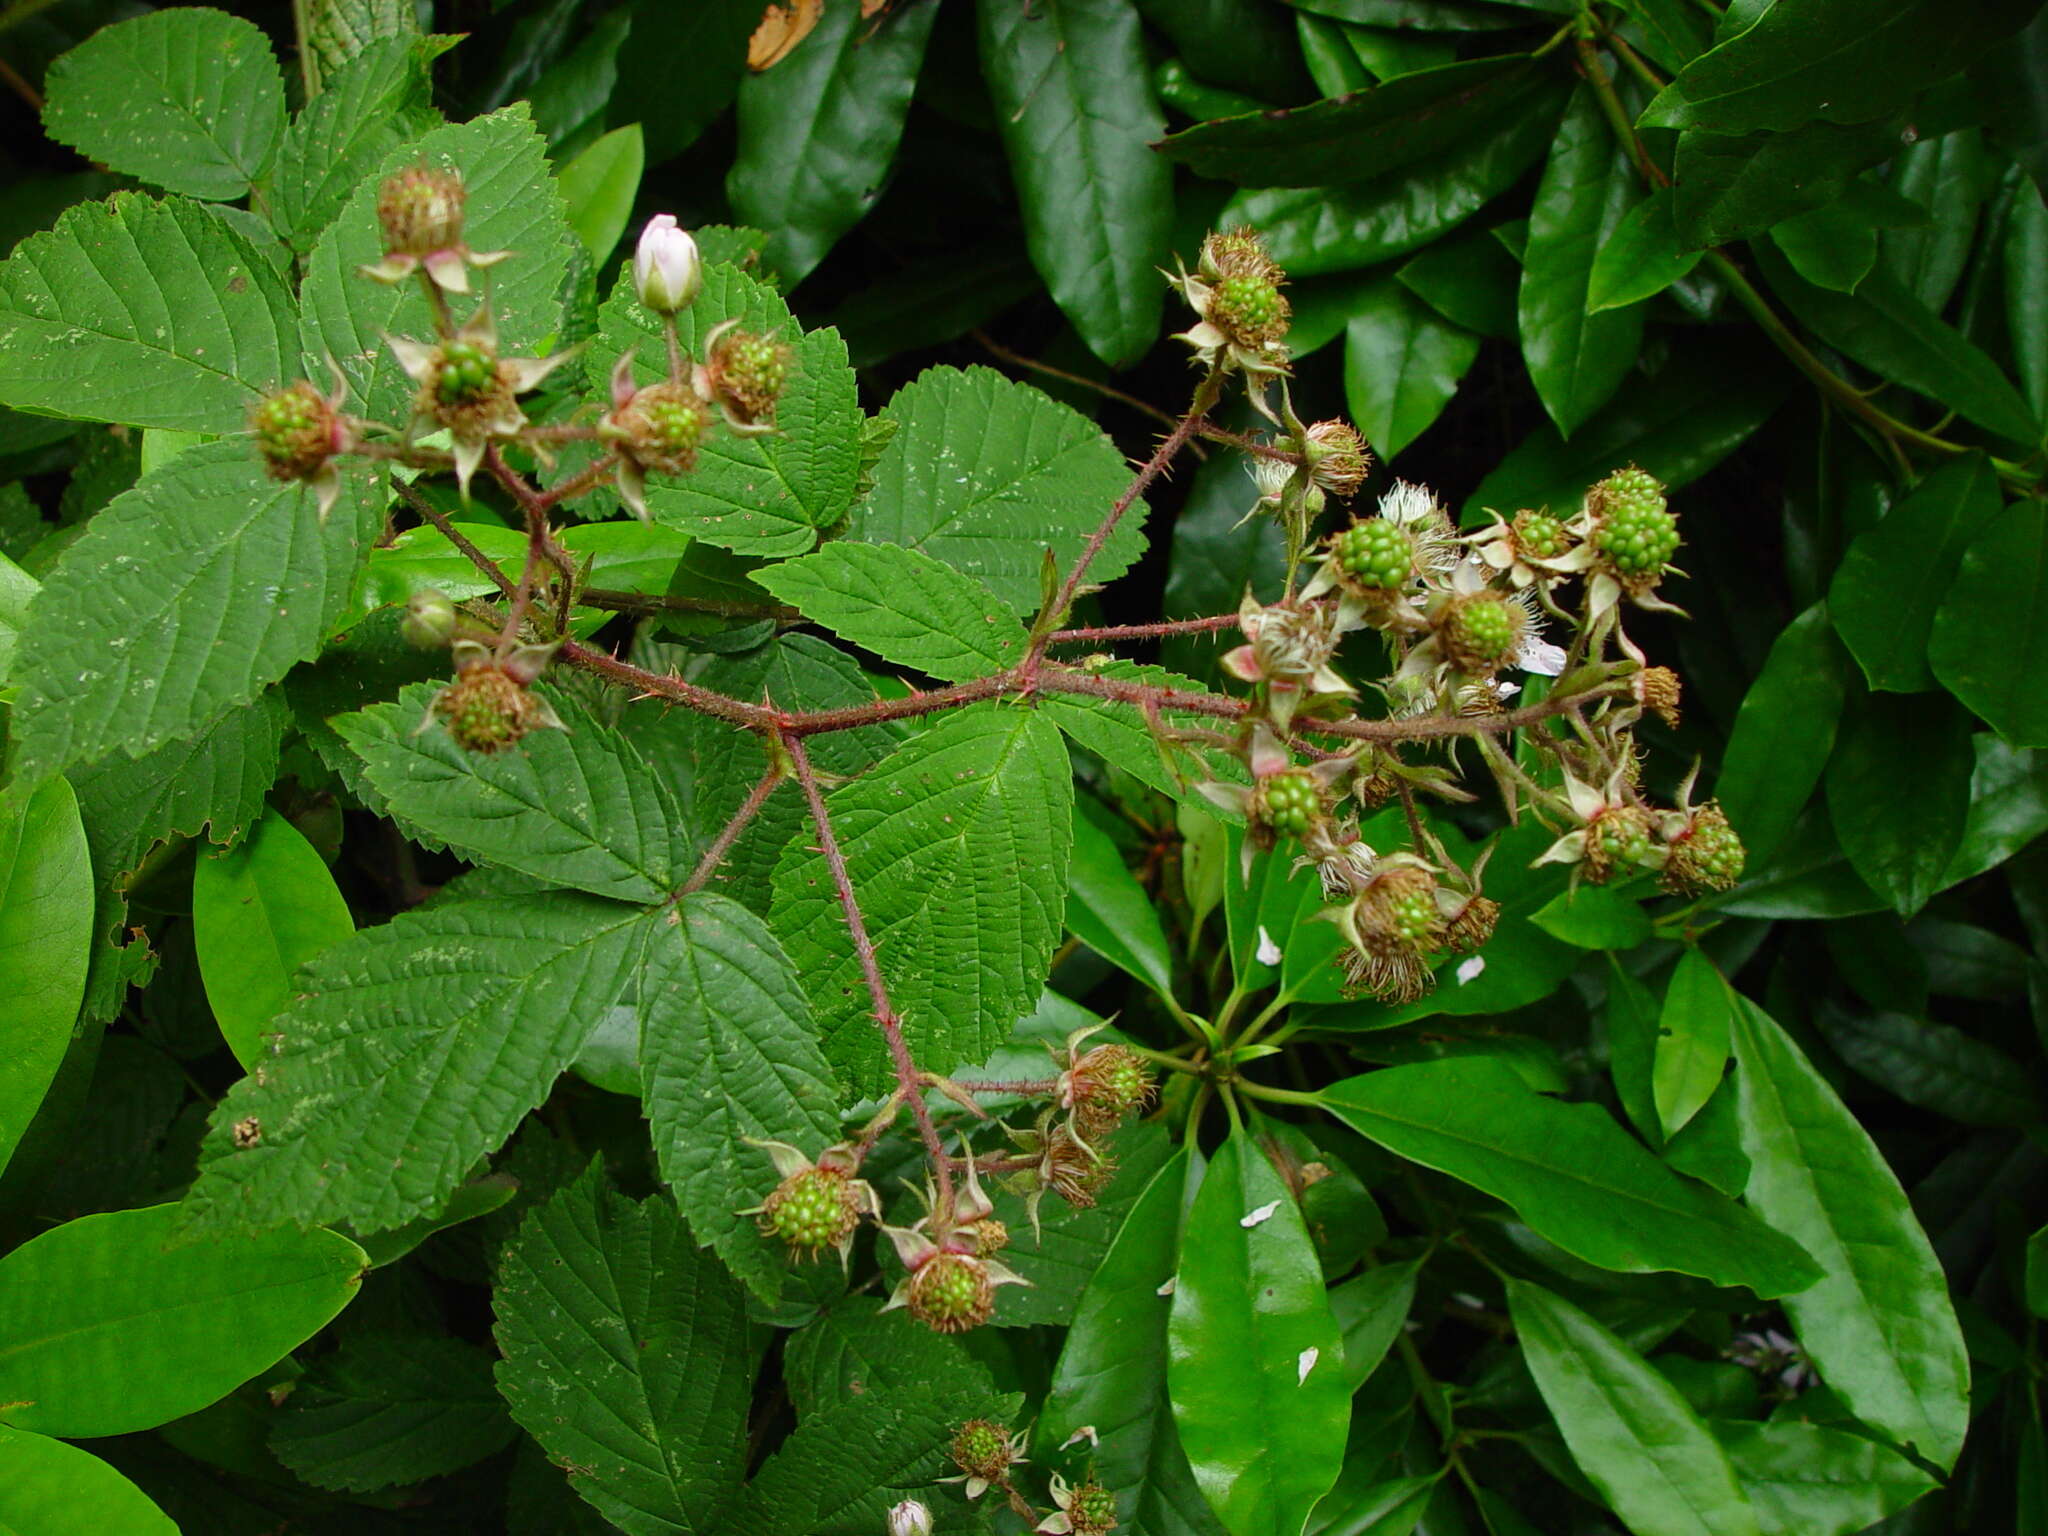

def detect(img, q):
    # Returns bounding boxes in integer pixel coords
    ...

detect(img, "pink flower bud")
[634,214,701,314]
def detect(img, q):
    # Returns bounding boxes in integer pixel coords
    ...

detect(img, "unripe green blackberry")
[377,166,465,257]
[907,1252,995,1334]
[1210,272,1290,346]
[401,588,458,649]
[1632,665,1683,728]
[759,1166,863,1259]
[950,1420,1015,1484]
[1066,1043,1156,1140]
[1512,509,1570,561]
[1662,805,1745,895]
[1330,519,1413,590]
[250,382,340,484]
[434,665,548,754]
[1254,768,1323,839]
[1591,469,1679,586]
[1585,805,1655,883]
[1442,894,1499,954]
[435,339,496,404]
[705,329,792,424]
[611,381,711,476]
[1439,593,1523,674]
[1360,867,1441,954]
[1066,1478,1119,1535]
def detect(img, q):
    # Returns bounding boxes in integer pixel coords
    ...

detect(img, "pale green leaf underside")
[770,705,1073,1094]
[851,365,1149,614]
[0,193,298,432]
[755,542,1025,681]
[183,892,653,1234]
[12,440,381,781]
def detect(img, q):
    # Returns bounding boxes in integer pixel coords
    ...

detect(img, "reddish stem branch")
[1048,612,1241,644]
[394,478,517,600]
[679,765,785,895]
[785,733,955,1213]
[536,450,622,512]
[555,638,783,729]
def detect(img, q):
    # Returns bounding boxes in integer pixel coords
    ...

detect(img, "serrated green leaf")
[183,892,653,1233]
[1168,1130,1348,1536]
[782,1297,996,1418]
[192,807,354,1072]
[639,892,842,1303]
[1039,660,1234,802]
[1716,604,1846,865]
[1715,1419,1936,1536]
[0,1426,176,1533]
[269,1333,515,1492]
[297,106,572,426]
[590,262,860,557]
[0,194,298,432]
[12,440,379,781]
[269,35,446,254]
[1323,1059,1820,1295]
[0,1202,362,1437]
[0,777,93,1179]
[979,0,1171,367]
[560,124,645,263]
[772,705,1072,1093]
[1508,1277,1762,1536]
[42,8,285,201]
[338,683,688,903]
[1044,1146,1226,1536]
[1521,87,1645,437]
[301,0,421,90]
[1825,691,1975,918]
[494,1167,757,1536]
[757,542,1026,681]
[1342,277,1480,460]
[851,366,1147,613]
[1930,498,2048,748]
[1589,188,1702,312]
[1729,1000,1968,1468]
[1655,950,1734,1138]
[730,1,937,285]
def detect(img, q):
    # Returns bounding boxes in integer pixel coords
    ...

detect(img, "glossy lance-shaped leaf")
[1655,949,1735,1138]
[1168,1130,1348,1536]
[1044,1146,1226,1536]
[1729,999,1969,1469]
[1065,809,1177,998]
[494,1167,758,1536]
[1829,451,2003,694]
[1930,498,2048,748]
[1529,883,1653,950]
[0,1426,177,1534]
[0,194,298,433]
[1669,115,1905,248]
[269,1332,516,1493]
[1713,603,1847,865]
[1825,690,1975,918]
[2008,188,2048,418]
[182,892,653,1234]
[10,440,381,782]
[296,106,572,427]
[756,542,1027,682]
[729,0,937,285]
[268,34,446,254]
[0,777,92,1181]
[42,7,286,201]
[1641,0,2042,134]
[1588,187,1702,312]
[1396,225,1520,339]
[1818,1007,2039,1127]
[1156,56,1553,186]
[1942,736,2048,886]
[337,684,689,903]
[1878,130,1995,313]
[638,892,843,1304]
[0,1202,363,1437]
[590,260,860,558]
[1714,1420,1937,1536]
[979,0,1171,367]
[1322,1059,1820,1295]
[851,365,1150,615]
[772,705,1073,1094]
[192,806,355,1072]
[1508,1278,1762,1536]
[559,124,646,263]
[1342,278,1481,459]
[1520,86,1646,437]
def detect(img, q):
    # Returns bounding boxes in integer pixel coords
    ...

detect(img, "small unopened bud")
[378,166,465,259]
[1301,420,1370,498]
[401,588,458,649]
[887,1500,933,1536]
[635,214,702,314]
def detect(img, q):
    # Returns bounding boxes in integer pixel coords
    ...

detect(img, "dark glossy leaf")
[1819,1007,2040,1126]
[1396,225,1520,338]
[1717,604,1848,864]
[1168,1131,1348,1536]
[1670,117,1908,248]
[1342,278,1480,458]
[1942,737,2048,885]
[1615,0,1714,73]
[1772,200,1880,294]
[1930,498,2048,747]
[1655,950,1734,1139]
[1323,1059,1820,1295]
[1530,883,1652,950]
[1830,452,2004,694]
[1641,0,2041,134]
[1729,1001,1968,1470]
[1589,188,1702,312]
[0,776,92,1179]
[729,1,937,285]
[1605,961,1664,1145]
[2008,186,2048,418]
[1521,87,1646,435]
[614,0,754,164]
[1509,1277,1761,1536]
[1825,691,1976,917]
[979,0,1172,366]
[1881,129,1998,312]
[1289,0,1558,30]
[1329,1258,1419,1391]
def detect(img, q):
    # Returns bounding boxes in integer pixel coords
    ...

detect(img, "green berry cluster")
[436,340,496,404]
[615,382,710,475]
[762,1167,857,1255]
[251,383,333,481]
[1211,272,1289,344]
[1443,594,1519,671]
[1593,470,1679,580]
[712,331,791,420]
[377,166,464,255]
[1331,520,1413,590]
[1663,806,1745,895]
[1067,1479,1120,1535]
[909,1253,991,1334]
[1586,807,1655,882]
[1386,887,1439,948]
[435,666,541,754]
[1256,769,1322,837]
[949,1420,1013,1483]
[1513,510,1569,560]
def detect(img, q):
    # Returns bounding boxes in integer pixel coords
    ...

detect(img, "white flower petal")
[1240,1200,1281,1229]
[1455,955,1486,985]
[1156,1276,1176,1297]
[1297,1347,1319,1384]
[1256,926,1283,966]
[1060,1426,1099,1451]
[1519,638,1568,676]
